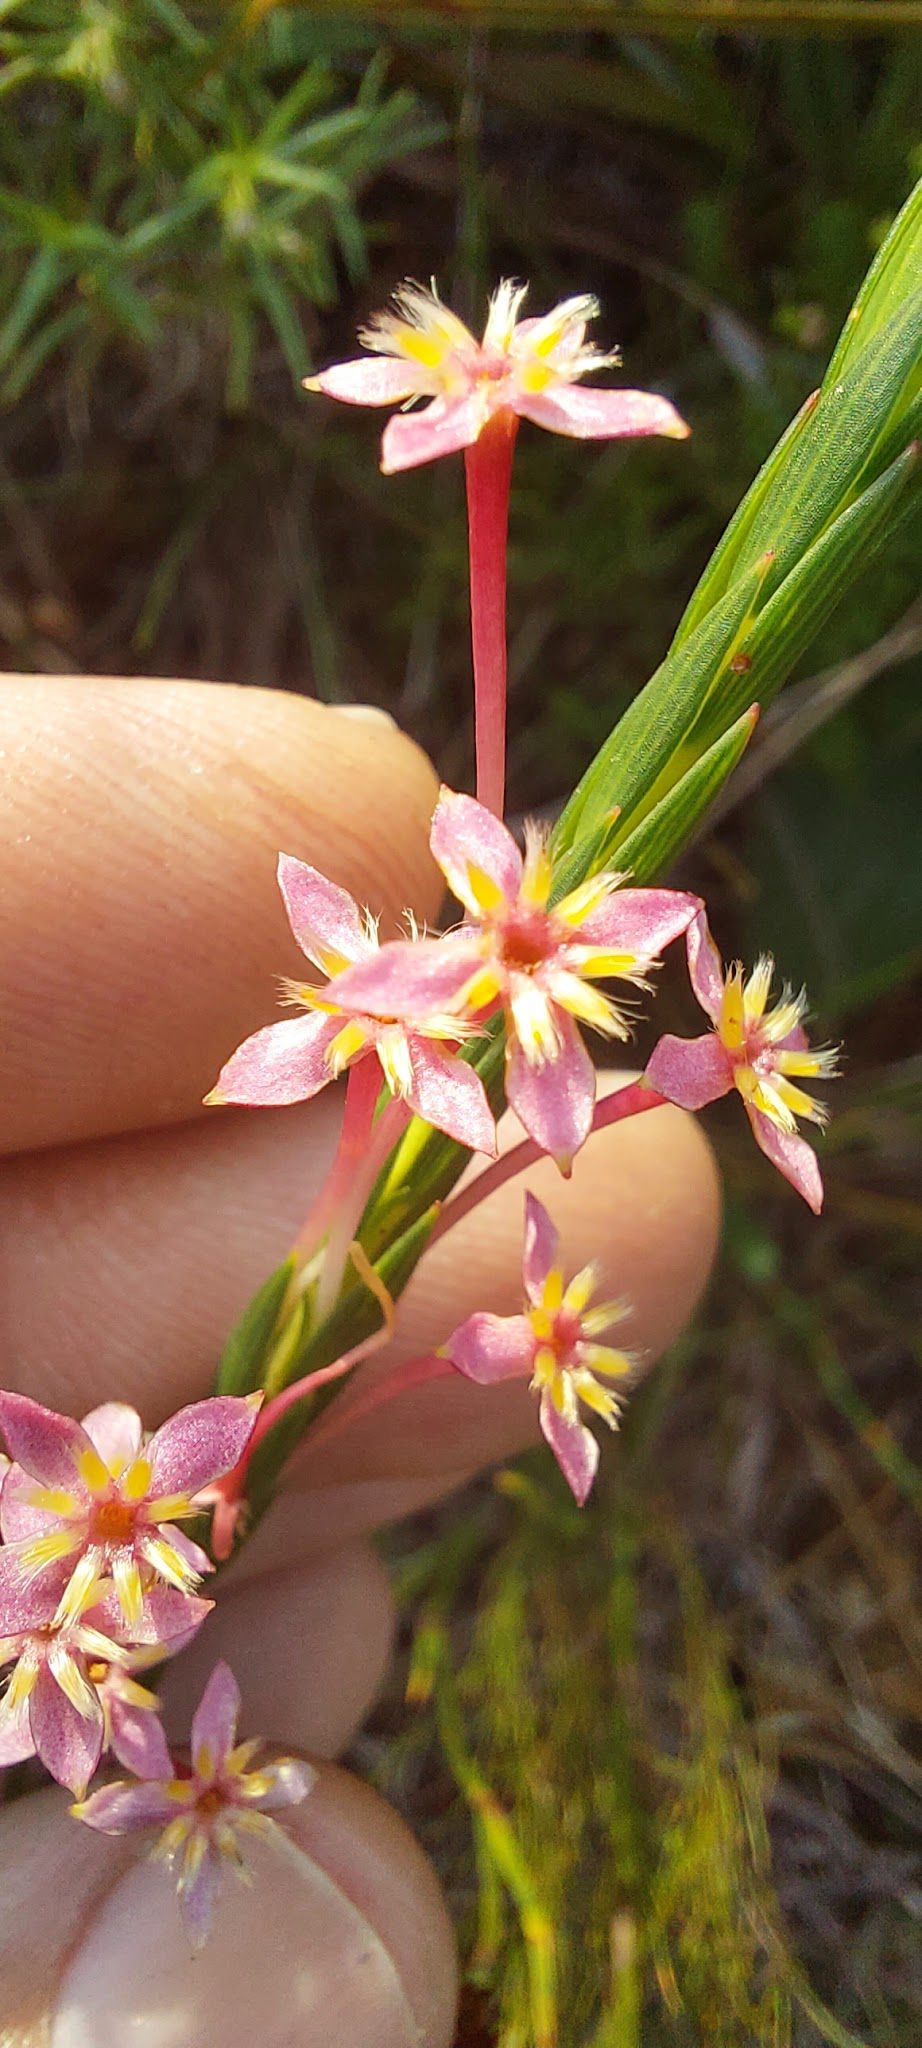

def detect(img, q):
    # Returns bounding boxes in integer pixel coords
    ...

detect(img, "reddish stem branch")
[430,1080,667,1245]
[465,410,518,819]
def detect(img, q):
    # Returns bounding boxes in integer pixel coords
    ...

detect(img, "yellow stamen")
[520,823,553,909]
[141,1534,200,1595]
[113,1554,144,1630]
[76,1446,111,1498]
[121,1457,153,1504]
[509,980,560,1064]
[581,1342,634,1380]
[324,1018,369,1077]
[541,1267,564,1313]
[196,1742,215,1784]
[572,1369,621,1426]
[743,954,774,1023]
[378,1028,414,1101]
[719,966,746,1053]
[26,1486,79,1518]
[49,1648,98,1721]
[465,862,507,917]
[6,1656,38,1711]
[555,870,626,927]
[54,1551,102,1626]
[21,1526,82,1578]
[550,972,627,1038]
[562,1264,598,1318]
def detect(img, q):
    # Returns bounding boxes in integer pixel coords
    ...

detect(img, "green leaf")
[215,1254,296,1396]
[608,707,759,885]
[554,554,769,870]
[688,440,920,753]
[823,176,922,386]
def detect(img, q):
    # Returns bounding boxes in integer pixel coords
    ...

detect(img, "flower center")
[91,1497,136,1547]
[196,1786,226,1821]
[500,906,555,972]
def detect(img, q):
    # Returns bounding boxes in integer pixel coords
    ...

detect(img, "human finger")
[0,676,440,1154]
[1,1762,457,2047]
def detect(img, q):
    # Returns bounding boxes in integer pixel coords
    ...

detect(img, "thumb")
[2,1764,457,2048]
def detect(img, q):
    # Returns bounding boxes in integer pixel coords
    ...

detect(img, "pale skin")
[0,675,721,2046]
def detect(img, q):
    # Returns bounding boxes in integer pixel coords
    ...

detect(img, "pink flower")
[330,788,699,1169]
[645,911,838,1212]
[0,1575,206,1796]
[0,1392,259,1630]
[73,1661,315,1948]
[207,853,496,1156]
[444,1193,634,1505]
[305,278,689,472]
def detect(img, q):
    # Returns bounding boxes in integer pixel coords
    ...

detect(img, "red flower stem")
[292,1056,384,1262]
[312,1087,411,1322]
[465,409,518,819]
[294,1351,454,1461]
[429,1081,667,1246]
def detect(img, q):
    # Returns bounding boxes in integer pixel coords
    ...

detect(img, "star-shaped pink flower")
[444,1193,635,1505]
[73,1661,315,1948]
[645,910,838,1212]
[305,278,689,473]
[0,1573,207,1796]
[328,787,699,1169]
[0,1391,259,1630]
[207,853,496,1157]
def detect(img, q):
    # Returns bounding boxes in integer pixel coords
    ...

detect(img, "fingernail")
[332,703,397,729]
[51,1828,421,2048]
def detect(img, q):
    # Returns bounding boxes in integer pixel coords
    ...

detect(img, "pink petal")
[108,1699,173,1780]
[444,1312,536,1385]
[515,385,689,442]
[522,1192,559,1304]
[248,1758,316,1812]
[30,1661,104,1798]
[191,1661,240,1776]
[153,1527,214,1578]
[80,1403,143,1475]
[539,1393,599,1505]
[404,1038,497,1155]
[505,1011,596,1171]
[0,1391,88,1492]
[131,1585,213,1648]
[208,1010,342,1108]
[686,912,725,1022]
[178,1839,223,1951]
[0,1698,36,1768]
[75,1777,179,1832]
[0,1461,59,1545]
[306,357,420,406]
[147,1397,259,1499]
[576,888,700,960]
[381,391,490,474]
[747,1108,824,1214]
[333,935,479,1022]
[276,854,371,970]
[0,1550,66,1634]
[430,786,523,916]
[645,1031,732,1111]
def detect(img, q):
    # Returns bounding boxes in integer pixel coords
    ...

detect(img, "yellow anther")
[77,1446,111,1498]
[121,1457,152,1504]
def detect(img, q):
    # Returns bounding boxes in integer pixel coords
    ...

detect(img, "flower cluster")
[0,1391,257,1795]
[1,277,841,1960]
[74,1660,314,1949]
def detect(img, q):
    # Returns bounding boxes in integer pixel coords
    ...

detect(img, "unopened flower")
[207,852,496,1155]
[444,1193,634,1504]
[0,1575,205,1796]
[305,278,689,473]
[73,1661,315,1948]
[0,1393,258,1629]
[330,788,699,1169]
[645,910,838,1212]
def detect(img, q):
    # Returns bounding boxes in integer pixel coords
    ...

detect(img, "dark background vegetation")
[1,6,919,2043]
